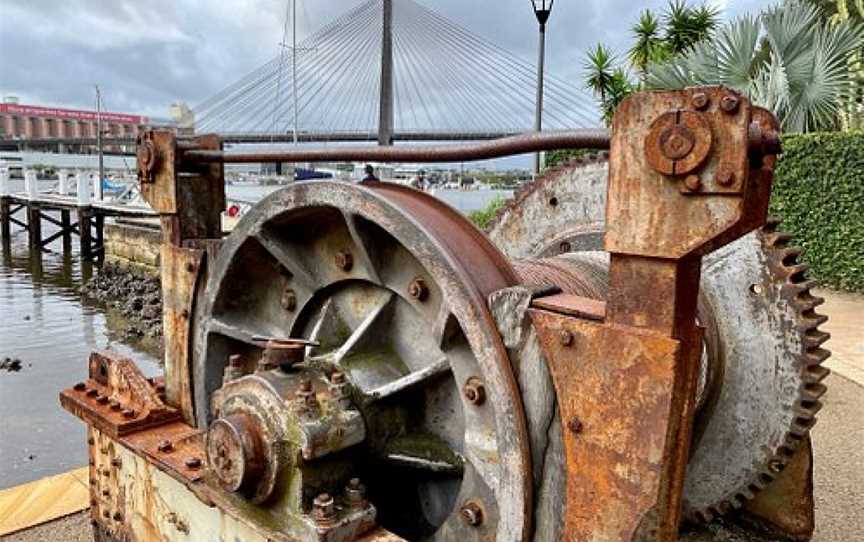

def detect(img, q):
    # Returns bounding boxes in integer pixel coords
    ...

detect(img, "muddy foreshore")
[79,264,163,346]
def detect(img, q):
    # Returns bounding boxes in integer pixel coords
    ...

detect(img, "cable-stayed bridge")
[195,0,599,143]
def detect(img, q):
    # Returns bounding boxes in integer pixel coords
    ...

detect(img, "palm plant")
[647,1,864,132]
[584,43,616,105]
[629,10,669,80]
[663,0,720,54]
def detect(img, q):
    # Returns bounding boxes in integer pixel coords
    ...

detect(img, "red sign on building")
[0,103,148,125]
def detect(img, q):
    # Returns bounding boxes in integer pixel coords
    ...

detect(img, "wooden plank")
[0,467,89,536]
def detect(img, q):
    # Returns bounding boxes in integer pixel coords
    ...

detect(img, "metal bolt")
[109,399,121,411]
[185,457,202,469]
[296,380,319,414]
[101,489,110,497]
[157,440,174,453]
[720,94,739,113]
[102,509,110,519]
[463,377,486,406]
[716,169,735,187]
[113,511,123,522]
[122,408,136,418]
[559,329,573,347]
[86,388,98,397]
[345,478,366,509]
[659,125,695,160]
[97,395,109,405]
[769,460,784,473]
[185,262,195,273]
[101,468,111,477]
[691,92,709,110]
[568,417,584,434]
[460,500,484,527]
[88,437,95,446]
[335,250,354,271]
[181,309,190,319]
[684,175,702,192]
[313,493,336,523]
[281,288,297,311]
[74,382,87,391]
[111,458,122,468]
[408,278,430,301]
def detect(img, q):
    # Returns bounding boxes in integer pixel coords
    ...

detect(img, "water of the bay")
[0,181,511,489]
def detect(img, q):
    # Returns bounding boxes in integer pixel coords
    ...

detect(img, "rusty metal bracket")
[529,87,782,542]
[60,351,181,438]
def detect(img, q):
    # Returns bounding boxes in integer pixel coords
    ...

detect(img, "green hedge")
[771,132,864,293]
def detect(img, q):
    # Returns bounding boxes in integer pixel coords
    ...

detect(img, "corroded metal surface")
[60,351,181,438]
[193,180,531,540]
[160,245,204,424]
[488,145,828,522]
[529,303,702,541]
[606,87,766,259]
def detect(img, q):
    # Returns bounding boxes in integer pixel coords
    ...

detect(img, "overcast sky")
[0,0,777,121]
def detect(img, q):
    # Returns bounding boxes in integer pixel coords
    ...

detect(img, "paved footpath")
[817,289,864,386]
[3,292,862,541]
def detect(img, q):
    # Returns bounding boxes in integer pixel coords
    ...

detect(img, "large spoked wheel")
[193,181,531,540]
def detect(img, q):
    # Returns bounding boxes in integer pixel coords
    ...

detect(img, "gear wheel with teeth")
[487,158,830,523]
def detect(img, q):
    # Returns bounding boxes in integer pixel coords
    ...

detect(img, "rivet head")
[720,94,740,113]
[86,388,98,397]
[408,278,430,301]
[157,440,174,453]
[335,250,354,271]
[122,408,136,418]
[111,458,122,468]
[559,329,573,347]
[460,500,484,527]
[113,511,123,522]
[684,175,702,192]
[691,92,709,110]
[74,382,87,391]
[568,417,584,434]
[716,169,735,187]
[281,288,297,311]
[185,457,202,469]
[463,377,486,406]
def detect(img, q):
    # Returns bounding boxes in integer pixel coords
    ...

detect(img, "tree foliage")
[583,1,719,125]
[646,2,864,132]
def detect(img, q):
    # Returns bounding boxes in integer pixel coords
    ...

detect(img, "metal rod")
[183,129,610,164]
[534,22,546,174]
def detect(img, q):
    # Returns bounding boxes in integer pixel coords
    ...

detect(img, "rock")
[1,358,23,372]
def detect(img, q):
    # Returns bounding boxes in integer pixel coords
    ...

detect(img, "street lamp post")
[530,0,554,175]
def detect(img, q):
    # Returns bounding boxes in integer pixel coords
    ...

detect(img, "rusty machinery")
[60,87,829,542]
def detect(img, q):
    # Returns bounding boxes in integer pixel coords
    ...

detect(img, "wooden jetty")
[0,170,155,259]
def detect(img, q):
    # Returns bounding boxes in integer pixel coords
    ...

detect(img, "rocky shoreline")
[80,264,163,345]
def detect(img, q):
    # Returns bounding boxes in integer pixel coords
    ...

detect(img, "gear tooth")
[767,231,794,247]
[804,329,831,348]
[793,292,825,312]
[797,399,823,417]
[786,263,810,281]
[778,246,803,265]
[804,348,831,367]
[801,382,828,401]
[805,365,831,383]
[799,309,829,330]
